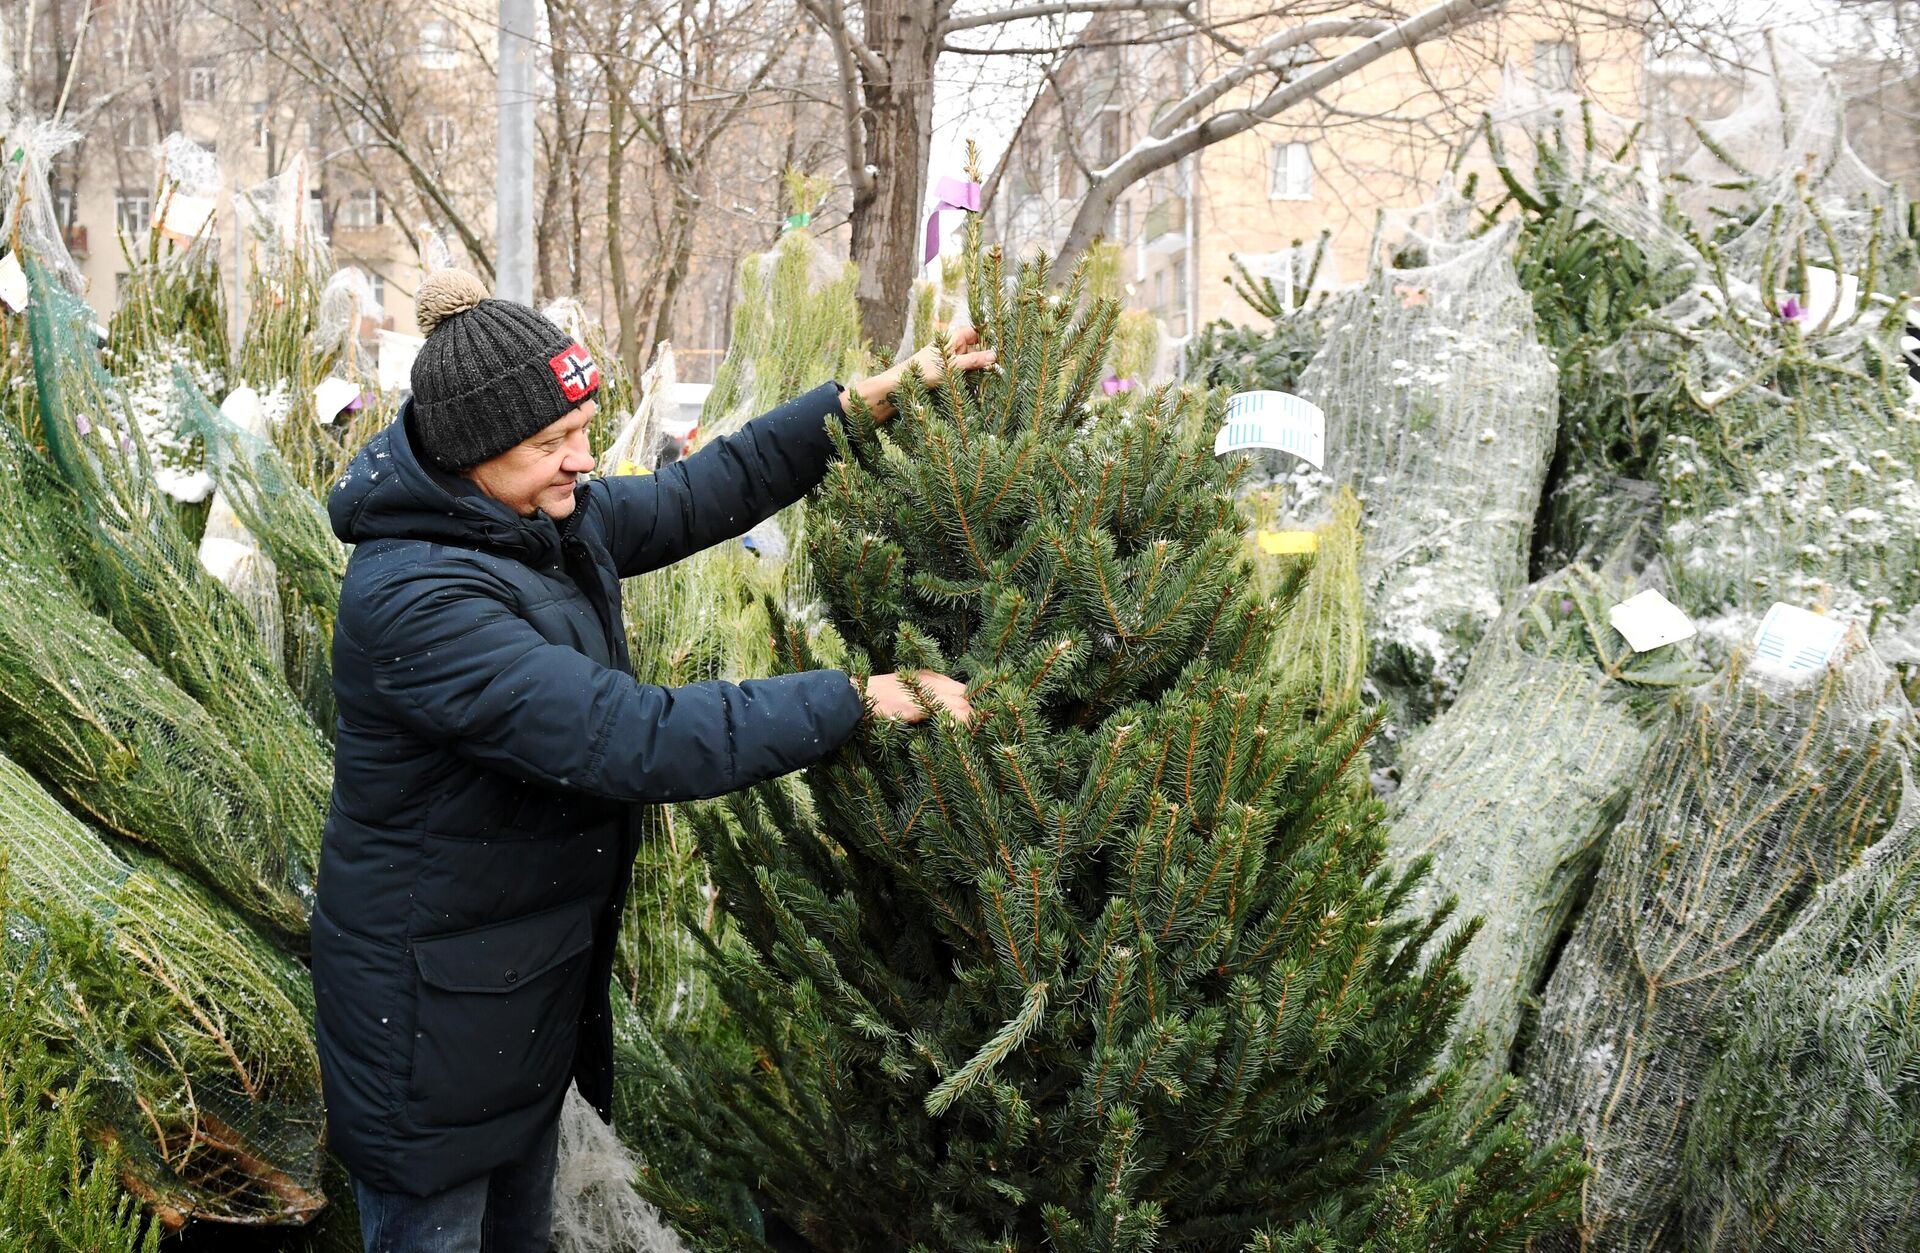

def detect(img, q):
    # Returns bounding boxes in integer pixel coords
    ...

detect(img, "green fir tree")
[632,183,1581,1252]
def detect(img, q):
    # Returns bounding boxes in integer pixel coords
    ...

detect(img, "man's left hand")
[843,328,997,422]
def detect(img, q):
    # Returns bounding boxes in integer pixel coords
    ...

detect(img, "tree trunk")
[647,175,699,351]
[847,0,939,355]
[535,12,571,301]
[605,91,644,390]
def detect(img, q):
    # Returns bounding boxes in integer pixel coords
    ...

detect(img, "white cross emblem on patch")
[549,342,600,402]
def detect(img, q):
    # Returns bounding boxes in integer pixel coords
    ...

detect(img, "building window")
[346,116,377,147]
[187,64,217,103]
[53,188,75,228]
[118,112,155,151]
[1096,107,1123,167]
[1532,40,1575,92]
[116,271,134,299]
[420,19,457,70]
[253,103,270,151]
[425,115,457,152]
[340,188,382,231]
[116,191,153,238]
[1055,134,1078,201]
[1269,141,1313,200]
[1171,256,1188,334]
[368,271,386,313]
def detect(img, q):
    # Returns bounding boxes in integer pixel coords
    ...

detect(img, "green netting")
[1259,487,1368,711]
[1387,566,1707,1099]
[0,881,161,1253]
[1681,754,1920,1251]
[20,255,329,933]
[1290,211,1559,730]
[0,425,310,941]
[0,747,324,1228]
[1521,633,1913,1252]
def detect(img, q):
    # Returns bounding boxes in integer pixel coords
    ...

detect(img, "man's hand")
[854,671,973,724]
[842,328,997,422]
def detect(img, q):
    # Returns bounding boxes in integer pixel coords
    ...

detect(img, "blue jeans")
[352,1115,560,1253]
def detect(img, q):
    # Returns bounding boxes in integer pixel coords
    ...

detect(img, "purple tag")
[923,176,982,265]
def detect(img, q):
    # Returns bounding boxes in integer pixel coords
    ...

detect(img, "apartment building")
[987,3,1647,348]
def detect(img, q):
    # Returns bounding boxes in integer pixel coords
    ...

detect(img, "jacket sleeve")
[597,381,844,579]
[356,564,864,802]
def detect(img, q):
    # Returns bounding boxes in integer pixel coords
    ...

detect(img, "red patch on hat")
[549,342,600,402]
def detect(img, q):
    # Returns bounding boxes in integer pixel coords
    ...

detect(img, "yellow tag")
[1256,529,1317,555]
[616,459,650,477]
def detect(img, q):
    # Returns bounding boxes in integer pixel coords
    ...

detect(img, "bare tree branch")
[940,0,1193,38]
[799,0,875,192]
[1147,16,1387,140]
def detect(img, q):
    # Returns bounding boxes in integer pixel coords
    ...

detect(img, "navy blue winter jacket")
[311,381,863,1196]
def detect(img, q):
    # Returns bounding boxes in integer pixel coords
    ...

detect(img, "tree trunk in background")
[535,10,572,301]
[847,0,937,356]
[604,90,645,391]
[648,176,699,350]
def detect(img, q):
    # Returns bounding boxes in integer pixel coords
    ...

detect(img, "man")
[313,269,989,1252]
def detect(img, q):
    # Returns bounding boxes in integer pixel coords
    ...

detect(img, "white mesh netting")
[549,1085,685,1253]
[1520,629,1916,1252]
[1680,755,1920,1251]
[1387,564,1706,1097]
[1289,203,1559,730]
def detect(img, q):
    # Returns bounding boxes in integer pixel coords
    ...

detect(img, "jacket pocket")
[406,901,594,1125]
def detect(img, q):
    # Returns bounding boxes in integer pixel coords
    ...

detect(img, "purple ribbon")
[1100,376,1137,396]
[923,176,981,265]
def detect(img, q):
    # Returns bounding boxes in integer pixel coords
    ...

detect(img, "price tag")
[312,376,361,426]
[154,193,216,246]
[1751,603,1849,679]
[377,329,425,393]
[1606,588,1696,652]
[1256,529,1317,555]
[0,252,26,312]
[1214,391,1325,469]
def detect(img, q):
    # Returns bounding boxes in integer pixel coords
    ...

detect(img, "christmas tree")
[632,175,1581,1251]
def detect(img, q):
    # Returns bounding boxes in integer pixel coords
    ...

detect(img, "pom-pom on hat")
[406,269,601,470]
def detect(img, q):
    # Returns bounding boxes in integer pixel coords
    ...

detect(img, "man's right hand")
[856,671,973,724]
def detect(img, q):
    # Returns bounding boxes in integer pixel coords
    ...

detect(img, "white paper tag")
[377,329,425,393]
[1214,391,1326,469]
[1802,266,1859,326]
[312,376,361,425]
[1751,602,1849,678]
[154,192,217,245]
[0,252,28,312]
[1606,589,1696,652]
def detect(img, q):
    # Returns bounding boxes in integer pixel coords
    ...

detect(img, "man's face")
[464,399,598,520]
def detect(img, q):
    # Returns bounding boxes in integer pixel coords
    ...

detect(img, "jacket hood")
[328,400,574,564]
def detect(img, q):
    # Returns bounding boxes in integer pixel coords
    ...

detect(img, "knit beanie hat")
[407,270,602,470]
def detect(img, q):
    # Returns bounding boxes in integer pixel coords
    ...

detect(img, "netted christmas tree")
[1290,199,1559,734]
[1680,747,1920,1251]
[1520,632,1913,1252]
[20,253,330,937]
[0,748,325,1228]
[1478,88,1697,572]
[1385,566,1707,1100]
[628,199,1581,1252]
